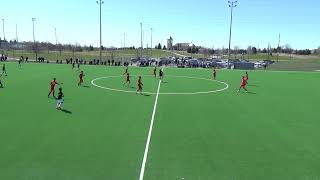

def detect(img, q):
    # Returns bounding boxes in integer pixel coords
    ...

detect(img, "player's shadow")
[61,109,72,114]
[162,81,168,84]
[143,94,151,97]
[82,85,91,88]
[247,91,257,95]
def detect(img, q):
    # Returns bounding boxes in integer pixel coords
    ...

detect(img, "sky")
[1,0,319,49]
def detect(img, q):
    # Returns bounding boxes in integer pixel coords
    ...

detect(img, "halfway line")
[138,80,162,180]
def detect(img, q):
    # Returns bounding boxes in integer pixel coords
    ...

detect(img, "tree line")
[0,38,319,56]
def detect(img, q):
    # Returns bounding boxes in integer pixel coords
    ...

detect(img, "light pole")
[277,33,280,62]
[97,0,104,61]
[124,32,126,48]
[55,28,58,46]
[267,43,270,60]
[32,18,37,61]
[150,28,153,58]
[140,22,143,58]
[16,24,18,42]
[1,18,5,41]
[14,24,18,57]
[227,1,238,68]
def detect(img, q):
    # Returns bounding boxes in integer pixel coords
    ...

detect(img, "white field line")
[138,80,162,180]
[91,75,229,95]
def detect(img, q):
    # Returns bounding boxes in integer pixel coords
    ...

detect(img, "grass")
[1,62,320,180]
[268,56,320,71]
[244,53,292,61]
[172,51,206,58]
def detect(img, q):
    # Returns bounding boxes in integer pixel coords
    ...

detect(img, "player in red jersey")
[245,71,249,83]
[136,76,143,95]
[238,76,248,92]
[78,71,85,86]
[123,72,131,86]
[48,78,60,97]
[213,68,217,80]
[123,67,128,75]
[153,67,157,78]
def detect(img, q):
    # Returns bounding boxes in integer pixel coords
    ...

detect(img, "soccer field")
[1,62,320,180]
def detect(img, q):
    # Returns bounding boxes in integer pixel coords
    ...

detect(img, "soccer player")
[245,72,249,83]
[213,68,216,80]
[78,71,85,86]
[153,67,157,78]
[77,63,80,70]
[18,59,22,68]
[123,72,130,86]
[56,87,64,110]
[48,78,60,98]
[0,74,3,88]
[72,62,75,69]
[123,67,128,75]
[159,68,164,80]
[2,64,7,76]
[136,76,143,95]
[238,76,248,92]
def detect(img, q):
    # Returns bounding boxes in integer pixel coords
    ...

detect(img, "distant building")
[0,38,8,49]
[167,37,173,50]
[173,43,194,51]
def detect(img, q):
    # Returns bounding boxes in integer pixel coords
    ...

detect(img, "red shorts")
[241,84,246,88]
[138,85,142,90]
[50,87,55,91]
[80,78,83,83]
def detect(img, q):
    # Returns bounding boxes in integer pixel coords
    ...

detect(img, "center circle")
[91,75,229,95]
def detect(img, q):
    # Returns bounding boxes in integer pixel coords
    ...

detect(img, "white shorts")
[57,99,64,104]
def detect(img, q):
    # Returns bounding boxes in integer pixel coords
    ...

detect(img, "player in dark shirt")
[0,74,4,88]
[56,87,64,110]
[123,67,128,75]
[159,68,164,80]
[18,59,22,68]
[2,64,7,76]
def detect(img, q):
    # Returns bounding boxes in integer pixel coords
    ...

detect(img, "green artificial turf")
[1,62,320,180]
